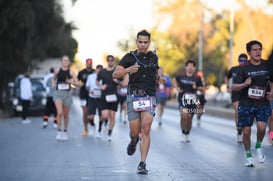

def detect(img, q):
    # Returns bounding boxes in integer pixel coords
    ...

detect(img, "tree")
[128,0,273,87]
[0,0,78,108]
[151,0,231,86]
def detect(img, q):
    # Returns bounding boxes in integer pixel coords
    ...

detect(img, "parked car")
[7,74,47,117]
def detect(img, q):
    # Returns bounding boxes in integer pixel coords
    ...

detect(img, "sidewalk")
[166,99,234,120]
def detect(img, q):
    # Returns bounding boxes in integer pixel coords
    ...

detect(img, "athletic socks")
[255,142,261,149]
[246,150,252,158]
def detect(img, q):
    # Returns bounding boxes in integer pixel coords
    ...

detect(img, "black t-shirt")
[175,72,203,100]
[97,68,118,96]
[118,50,159,96]
[226,66,242,102]
[268,51,273,79]
[77,68,94,99]
[233,60,272,106]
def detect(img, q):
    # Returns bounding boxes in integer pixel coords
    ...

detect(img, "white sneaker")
[22,119,31,124]
[89,125,96,135]
[56,131,62,141]
[181,134,190,143]
[95,132,102,139]
[107,135,112,142]
[185,134,190,142]
[237,133,243,143]
[256,148,265,163]
[245,157,254,167]
[53,123,57,129]
[42,121,48,128]
[62,132,68,141]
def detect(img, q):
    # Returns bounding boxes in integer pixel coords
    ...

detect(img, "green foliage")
[0,0,78,108]
[117,0,273,87]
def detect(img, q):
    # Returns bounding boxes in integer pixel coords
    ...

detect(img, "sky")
[61,0,271,65]
[61,0,154,65]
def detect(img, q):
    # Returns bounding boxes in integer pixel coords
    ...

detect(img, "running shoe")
[127,137,139,156]
[62,132,68,141]
[268,131,273,144]
[22,119,31,124]
[136,162,148,174]
[42,121,48,128]
[95,132,102,139]
[107,135,112,142]
[89,126,96,136]
[53,122,57,129]
[56,131,62,141]
[237,133,243,143]
[245,157,254,167]
[256,148,265,163]
[181,134,190,143]
[82,130,88,136]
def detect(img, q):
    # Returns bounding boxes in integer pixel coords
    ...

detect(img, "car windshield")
[31,81,44,92]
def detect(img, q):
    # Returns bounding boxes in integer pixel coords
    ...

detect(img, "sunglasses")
[239,59,247,63]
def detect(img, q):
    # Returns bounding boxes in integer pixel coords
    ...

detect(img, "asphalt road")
[0,97,273,181]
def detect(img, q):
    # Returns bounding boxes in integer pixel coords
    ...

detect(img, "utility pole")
[198,0,203,72]
[229,3,234,69]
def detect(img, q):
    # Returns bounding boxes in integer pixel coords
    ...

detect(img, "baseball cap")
[86,59,92,65]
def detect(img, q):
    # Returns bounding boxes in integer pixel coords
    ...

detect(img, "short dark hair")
[137,29,151,40]
[238,53,247,60]
[246,40,262,52]
[185,60,196,67]
[106,55,114,61]
[96,64,103,69]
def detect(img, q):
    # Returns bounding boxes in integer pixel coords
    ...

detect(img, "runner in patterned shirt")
[232,40,273,167]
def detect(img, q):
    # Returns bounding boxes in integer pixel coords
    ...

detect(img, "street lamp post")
[198,0,203,72]
[229,2,234,69]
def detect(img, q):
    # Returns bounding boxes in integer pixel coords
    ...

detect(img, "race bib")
[80,100,87,106]
[184,93,197,100]
[132,97,152,111]
[159,84,165,90]
[248,86,265,99]
[57,83,69,90]
[93,89,101,97]
[118,87,128,96]
[105,94,118,102]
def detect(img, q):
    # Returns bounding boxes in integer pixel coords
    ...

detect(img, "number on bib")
[132,97,152,111]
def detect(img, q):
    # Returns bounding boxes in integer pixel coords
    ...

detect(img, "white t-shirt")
[20,77,33,100]
[86,73,101,98]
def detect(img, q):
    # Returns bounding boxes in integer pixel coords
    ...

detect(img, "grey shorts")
[126,95,156,121]
[53,90,73,106]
